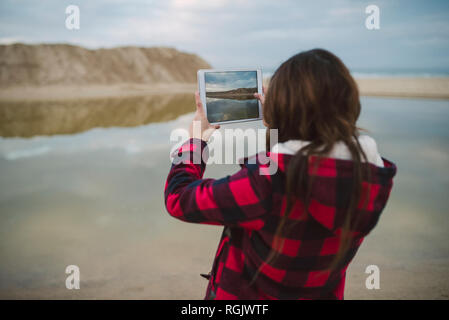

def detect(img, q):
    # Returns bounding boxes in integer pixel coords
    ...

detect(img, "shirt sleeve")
[164,138,272,229]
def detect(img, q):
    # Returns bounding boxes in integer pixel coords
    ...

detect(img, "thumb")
[195,91,204,113]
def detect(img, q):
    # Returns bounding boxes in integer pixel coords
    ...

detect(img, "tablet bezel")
[197,68,263,125]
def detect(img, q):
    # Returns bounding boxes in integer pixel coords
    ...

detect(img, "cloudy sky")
[1,0,448,73]
[205,71,257,92]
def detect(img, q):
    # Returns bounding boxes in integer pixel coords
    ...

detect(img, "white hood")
[271,135,384,167]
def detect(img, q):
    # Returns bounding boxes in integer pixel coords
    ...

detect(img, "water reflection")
[0,97,448,299]
[0,93,194,138]
[206,97,259,122]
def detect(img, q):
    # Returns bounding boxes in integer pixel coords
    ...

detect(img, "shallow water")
[0,96,448,299]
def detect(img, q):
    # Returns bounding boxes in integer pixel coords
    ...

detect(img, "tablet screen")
[205,71,260,123]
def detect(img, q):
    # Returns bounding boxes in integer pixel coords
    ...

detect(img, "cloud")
[0,37,23,44]
[0,0,448,71]
[171,0,227,9]
[205,71,257,91]
[329,7,360,17]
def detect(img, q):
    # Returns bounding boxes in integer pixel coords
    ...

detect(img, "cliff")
[0,43,211,86]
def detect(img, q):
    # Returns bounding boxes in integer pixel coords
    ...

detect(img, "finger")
[262,85,266,94]
[213,124,220,129]
[195,91,204,112]
[254,93,263,102]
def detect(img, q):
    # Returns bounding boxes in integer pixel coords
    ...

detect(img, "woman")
[164,49,396,300]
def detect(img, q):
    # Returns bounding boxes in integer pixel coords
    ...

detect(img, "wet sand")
[0,83,197,101]
[1,77,449,102]
[356,77,449,100]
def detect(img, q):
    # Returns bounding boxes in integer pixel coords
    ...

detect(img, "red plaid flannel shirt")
[164,138,396,300]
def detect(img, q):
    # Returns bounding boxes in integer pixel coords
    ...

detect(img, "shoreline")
[355,77,449,100]
[0,77,448,101]
[0,83,198,101]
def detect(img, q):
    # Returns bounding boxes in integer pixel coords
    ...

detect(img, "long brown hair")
[262,49,369,273]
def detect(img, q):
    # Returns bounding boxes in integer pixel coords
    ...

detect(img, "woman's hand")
[189,91,220,142]
[253,86,266,106]
[254,86,268,127]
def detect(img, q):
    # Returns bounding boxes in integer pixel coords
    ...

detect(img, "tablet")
[197,69,263,124]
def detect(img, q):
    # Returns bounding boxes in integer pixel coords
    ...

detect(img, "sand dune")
[0,43,210,86]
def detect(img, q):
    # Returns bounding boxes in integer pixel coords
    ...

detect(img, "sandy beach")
[0,83,198,101]
[356,77,449,100]
[0,77,448,101]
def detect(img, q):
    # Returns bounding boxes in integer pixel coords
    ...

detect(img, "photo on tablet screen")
[205,71,259,123]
